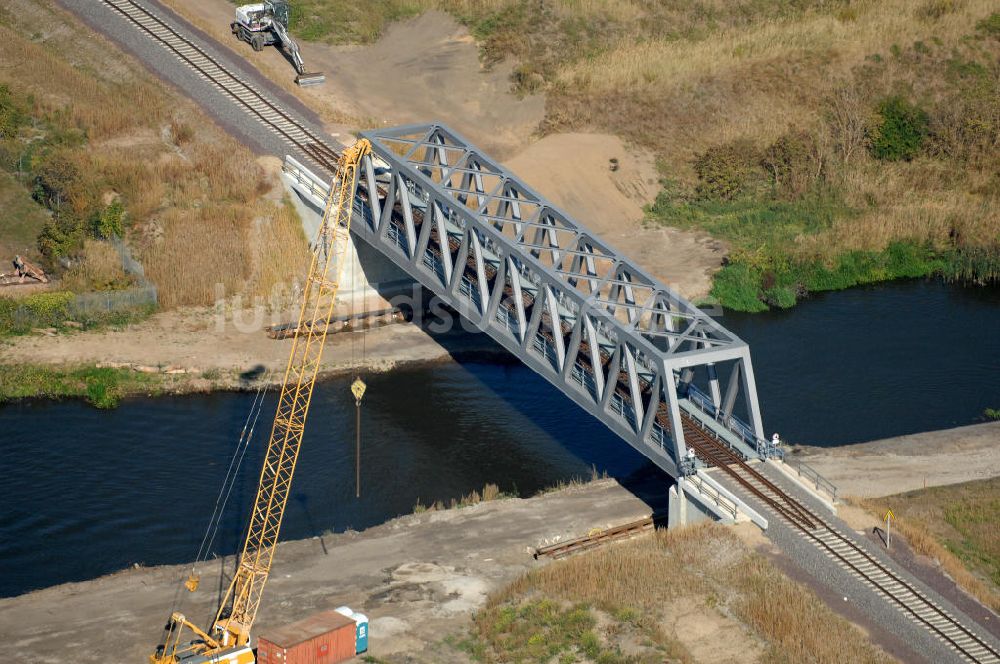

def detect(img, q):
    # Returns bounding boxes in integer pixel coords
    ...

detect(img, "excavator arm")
[266,1,325,86]
[150,139,371,663]
[269,19,304,75]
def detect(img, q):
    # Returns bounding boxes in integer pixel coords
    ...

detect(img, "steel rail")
[533,517,655,560]
[99,0,341,172]
[686,423,1000,664]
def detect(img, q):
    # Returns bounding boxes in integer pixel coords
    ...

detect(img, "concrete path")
[793,421,1000,498]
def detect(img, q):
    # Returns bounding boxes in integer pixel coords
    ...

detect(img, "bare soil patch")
[792,422,1000,498]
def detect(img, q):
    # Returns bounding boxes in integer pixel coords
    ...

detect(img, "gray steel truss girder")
[339,123,765,477]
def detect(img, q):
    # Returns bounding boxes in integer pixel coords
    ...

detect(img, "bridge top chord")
[361,123,747,368]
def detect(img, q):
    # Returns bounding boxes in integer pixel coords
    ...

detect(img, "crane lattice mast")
[151,139,371,664]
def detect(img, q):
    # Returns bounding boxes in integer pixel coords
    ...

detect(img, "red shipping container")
[257,610,357,664]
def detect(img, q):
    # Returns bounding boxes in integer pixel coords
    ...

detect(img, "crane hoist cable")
[150,139,372,664]
[164,378,270,621]
[200,377,270,562]
[349,214,367,500]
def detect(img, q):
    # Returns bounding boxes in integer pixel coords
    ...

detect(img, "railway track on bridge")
[99,0,341,172]
[684,419,1000,664]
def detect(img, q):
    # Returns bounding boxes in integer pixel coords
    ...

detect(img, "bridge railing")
[685,473,738,520]
[785,458,838,502]
[681,400,749,461]
[685,385,838,501]
[686,384,764,453]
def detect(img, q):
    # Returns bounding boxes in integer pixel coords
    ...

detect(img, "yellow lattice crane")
[150,139,372,664]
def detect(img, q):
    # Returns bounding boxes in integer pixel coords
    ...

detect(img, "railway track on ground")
[100,0,341,172]
[683,417,1000,664]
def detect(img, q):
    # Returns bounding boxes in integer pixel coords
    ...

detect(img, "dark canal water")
[1,279,998,597]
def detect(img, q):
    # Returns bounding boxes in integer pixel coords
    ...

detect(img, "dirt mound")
[504,133,724,299]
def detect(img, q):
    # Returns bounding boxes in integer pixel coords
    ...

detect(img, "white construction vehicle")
[231,1,325,86]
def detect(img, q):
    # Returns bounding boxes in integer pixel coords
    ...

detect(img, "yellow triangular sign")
[884,509,895,522]
[351,377,367,403]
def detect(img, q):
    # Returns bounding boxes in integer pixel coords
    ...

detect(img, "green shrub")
[0,290,74,335]
[760,130,824,198]
[693,140,765,201]
[94,199,125,239]
[763,284,798,308]
[869,96,930,161]
[712,261,768,312]
[31,148,98,214]
[20,290,73,318]
[37,210,86,259]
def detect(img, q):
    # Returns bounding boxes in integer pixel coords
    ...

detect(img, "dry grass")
[59,239,133,293]
[413,482,509,513]
[141,198,308,309]
[474,523,893,663]
[542,0,1000,270]
[852,478,1000,613]
[0,0,311,308]
[557,1,990,94]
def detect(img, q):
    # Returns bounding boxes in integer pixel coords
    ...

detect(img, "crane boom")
[151,139,372,664]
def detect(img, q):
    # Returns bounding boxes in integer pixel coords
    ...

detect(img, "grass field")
[0,363,176,408]
[286,0,1000,310]
[854,477,1000,612]
[455,523,892,663]
[0,170,49,262]
[0,0,309,312]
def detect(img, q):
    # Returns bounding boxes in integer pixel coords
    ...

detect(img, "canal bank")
[0,305,507,405]
[3,278,1000,597]
[2,413,999,664]
[793,420,1000,498]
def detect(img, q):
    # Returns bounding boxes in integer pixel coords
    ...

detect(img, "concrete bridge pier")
[668,471,769,530]
[280,156,415,315]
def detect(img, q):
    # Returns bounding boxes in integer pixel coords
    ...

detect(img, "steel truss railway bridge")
[290,122,768,481]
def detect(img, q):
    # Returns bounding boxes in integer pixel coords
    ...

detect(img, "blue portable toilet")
[334,606,369,654]
[353,612,369,653]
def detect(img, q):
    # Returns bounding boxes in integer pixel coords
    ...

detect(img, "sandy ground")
[506,133,725,299]
[157,0,723,300]
[161,2,544,160]
[0,308,502,384]
[792,421,1000,498]
[0,479,661,664]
